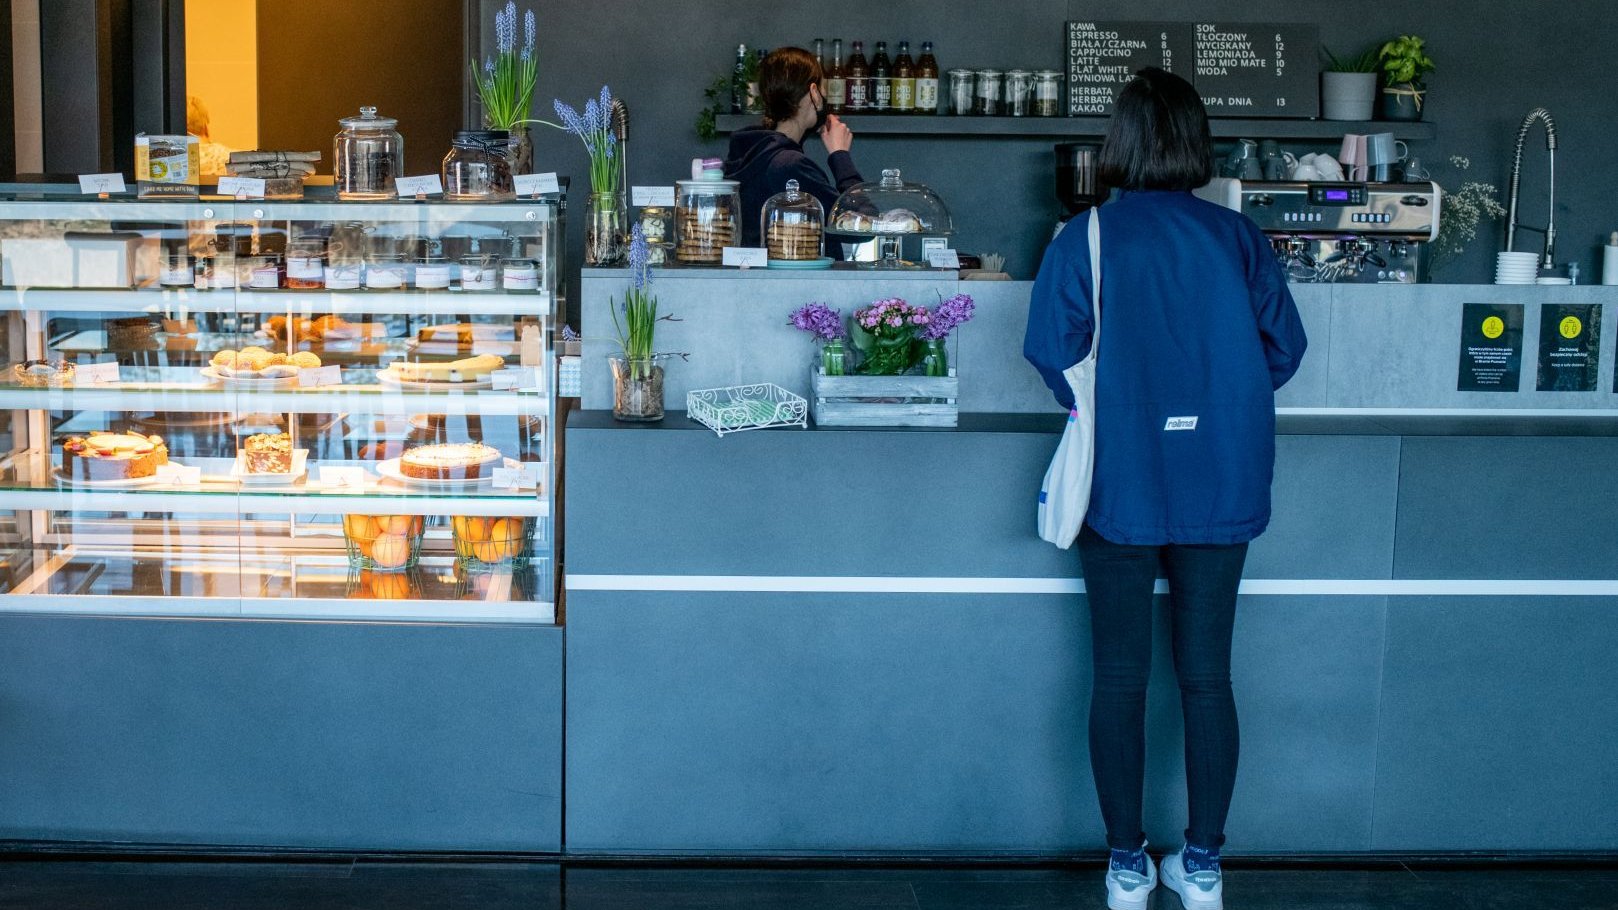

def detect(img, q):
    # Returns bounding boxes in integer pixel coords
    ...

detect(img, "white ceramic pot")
[1321,72,1377,121]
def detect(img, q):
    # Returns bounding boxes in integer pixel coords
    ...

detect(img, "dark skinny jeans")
[1076,523,1247,852]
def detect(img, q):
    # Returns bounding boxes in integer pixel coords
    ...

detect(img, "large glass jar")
[761,179,824,262]
[334,106,403,201]
[675,178,741,265]
[442,130,515,202]
[1034,70,1064,117]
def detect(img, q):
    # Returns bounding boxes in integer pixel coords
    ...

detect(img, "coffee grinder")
[1054,143,1105,237]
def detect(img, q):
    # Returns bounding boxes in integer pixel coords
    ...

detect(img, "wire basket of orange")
[450,515,534,571]
[346,568,424,600]
[342,514,426,571]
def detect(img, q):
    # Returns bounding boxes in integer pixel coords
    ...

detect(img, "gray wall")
[514,0,1618,288]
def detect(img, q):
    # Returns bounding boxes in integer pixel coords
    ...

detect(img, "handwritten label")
[491,463,541,491]
[76,361,122,384]
[927,249,962,269]
[318,466,366,490]
[515,172,561,196]
[490,366,542,391]
[632,185,677,207]
[155,462,202,486]
[395,174,444,197]
[216,176,266,198]
[78,173,127,194]
[723,247,769,269]
[297,365,342,388]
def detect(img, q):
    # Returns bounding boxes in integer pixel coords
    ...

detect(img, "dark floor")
[2,860,1616,909]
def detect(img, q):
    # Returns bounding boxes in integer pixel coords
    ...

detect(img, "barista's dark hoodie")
[724,127,863,252]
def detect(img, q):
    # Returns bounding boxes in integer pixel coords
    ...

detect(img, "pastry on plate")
[242,432,293,473]
[61,431,169,481]
[398,441,502,480]
[387,353,504,384]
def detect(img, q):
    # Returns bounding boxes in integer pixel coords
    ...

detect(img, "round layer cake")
[61,432,169,482]
[399,442,502,481]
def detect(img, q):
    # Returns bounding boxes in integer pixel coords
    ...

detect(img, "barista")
[724,47,863,253]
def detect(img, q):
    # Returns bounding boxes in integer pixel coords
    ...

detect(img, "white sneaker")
[1105,851,1158,910]
[1161,848,1223,910]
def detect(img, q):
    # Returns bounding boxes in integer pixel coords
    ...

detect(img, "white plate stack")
[1496,251,1541,285]
[1535,276,1572,286]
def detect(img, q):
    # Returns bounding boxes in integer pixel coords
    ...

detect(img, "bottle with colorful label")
[916,42,940,114]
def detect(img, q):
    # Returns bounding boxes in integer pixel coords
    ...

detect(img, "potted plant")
[609,225,677,421]
[1378,35,1435,122]
[798,294,976,428]
[1320,45,1379,122]
[471,2,539,173]
[551,86,625,264]
[788,303,851,376]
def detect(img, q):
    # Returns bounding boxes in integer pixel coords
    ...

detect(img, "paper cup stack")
[1495,251,1541,285]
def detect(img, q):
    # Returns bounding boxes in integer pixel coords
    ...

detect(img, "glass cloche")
[761,179,826,264]
[828,169,953,268]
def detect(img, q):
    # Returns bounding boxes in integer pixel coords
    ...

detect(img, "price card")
[491,462,541,491]
[632,185,677,207]
[216,176,266,198]
[490,366,542,391]
[75,361,121,384]
[318,466,367,490]
[297,365,342,388]
[78,173,127,195]
[515,172,561,196]
[722,247,769,269]
[395,174,444,197]
[155,463,202,486]
[927,249,962,269]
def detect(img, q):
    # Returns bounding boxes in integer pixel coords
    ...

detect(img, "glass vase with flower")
[916,293,976,376]
[610,225,678,421]
[550,86,625,265]
[471,2,540,173]
[788,302,851,376]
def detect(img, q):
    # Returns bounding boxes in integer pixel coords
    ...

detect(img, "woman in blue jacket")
[1024,68,1306,910]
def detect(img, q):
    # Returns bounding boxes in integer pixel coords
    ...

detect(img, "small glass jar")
[974,70,1004,116]
[246,255,282,290]
[638,206,671,265]
[675,179,741,265]
[502,257,540,291]
[325,263,362,290]
[761,179,825,262]
[334,106,403,201]
[160,247,193,287]
[460,240,498,291]
[1006,70,1033,117]
[365,256,407,289]
[414,239,452,289]
[442,130,515,202]
[948,69,975,116]
[286,239,325,289]
[1034,70,1063,117]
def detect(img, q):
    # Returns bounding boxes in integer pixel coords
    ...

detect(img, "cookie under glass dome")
[827,169,954,269]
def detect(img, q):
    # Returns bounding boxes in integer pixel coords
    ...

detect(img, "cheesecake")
[62,431,169,481]
[398,442,502,480]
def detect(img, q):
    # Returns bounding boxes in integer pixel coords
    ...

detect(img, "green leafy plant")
[1432,156,1506,275]
[1323,45,1379,74]
[471,2,538,130]
[693,54,759,142]
[1379,35,1435,86]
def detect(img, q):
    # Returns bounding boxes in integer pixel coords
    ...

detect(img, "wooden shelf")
[715,114,1435,142]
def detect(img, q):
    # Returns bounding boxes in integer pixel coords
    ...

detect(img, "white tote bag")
[1037,208,1102,549]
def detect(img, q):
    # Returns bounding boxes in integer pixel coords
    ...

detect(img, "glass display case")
[828,169,953,269]
[0,193,560,623]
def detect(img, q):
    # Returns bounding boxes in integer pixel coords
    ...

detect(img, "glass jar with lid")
[413,238,453,290]
[1033,70,1063,117]
[973,70,1004,116]
[761,179,825,263]
[442,130,515,202]
[286,238,326,289]
[675,178,741,265]
[334,106,403,201]
[638,206,671,265]
[460,237,499,291]
[1006,70,1033,117]
[365,255,407,289]
[828,168,954,269]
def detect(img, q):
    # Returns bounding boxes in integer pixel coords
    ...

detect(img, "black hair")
[760,47,822,128]
[1097,67,1214,191]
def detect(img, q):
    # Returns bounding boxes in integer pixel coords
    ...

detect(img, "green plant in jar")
[1379,35,1435,86]
[471,2,539,131]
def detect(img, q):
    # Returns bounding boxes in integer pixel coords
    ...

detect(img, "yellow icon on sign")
[1482,316,1505,339]
[1560,316,1583,339]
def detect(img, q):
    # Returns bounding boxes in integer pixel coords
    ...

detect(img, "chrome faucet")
[1505,108,1558,269]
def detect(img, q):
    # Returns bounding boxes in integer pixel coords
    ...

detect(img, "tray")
[687,383,809,437]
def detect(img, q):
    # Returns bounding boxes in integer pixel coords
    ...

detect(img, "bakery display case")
[0,194,559,623]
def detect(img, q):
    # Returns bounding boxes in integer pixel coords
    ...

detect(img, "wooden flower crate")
[810,370,959,428]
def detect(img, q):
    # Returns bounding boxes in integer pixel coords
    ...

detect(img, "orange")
[381,514,412,535]
[473,541,502,564]
[366,571,415,600]
[372,533,411,569]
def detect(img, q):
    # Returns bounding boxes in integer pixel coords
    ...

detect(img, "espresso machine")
[1194,178,1442,283]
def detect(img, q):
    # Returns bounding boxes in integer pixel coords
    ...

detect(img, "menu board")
[1065,21,1319,118]
[1536,303,1603,392]
[1065,22,1190,116]
[1457,303,1525,392]
[1191,23,1319,118]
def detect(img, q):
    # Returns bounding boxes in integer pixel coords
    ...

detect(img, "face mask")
[810,87,829,133]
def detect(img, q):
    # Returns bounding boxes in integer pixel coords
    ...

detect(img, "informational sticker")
[155,462,202,486]
[927,249,962,269]
[297,365,342,388]
[78,173,127,195]
[394,174,445,197]
[491,462,541,491]
[75,361,121,384]
[490,366,542,391]
[722,247,769,269]
[215,176,266,198]
[632,186,677,207]
[318,465,367,490]
[1536,303,1602,392]
[1457,303,1524,392]
[515,172,561,196]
